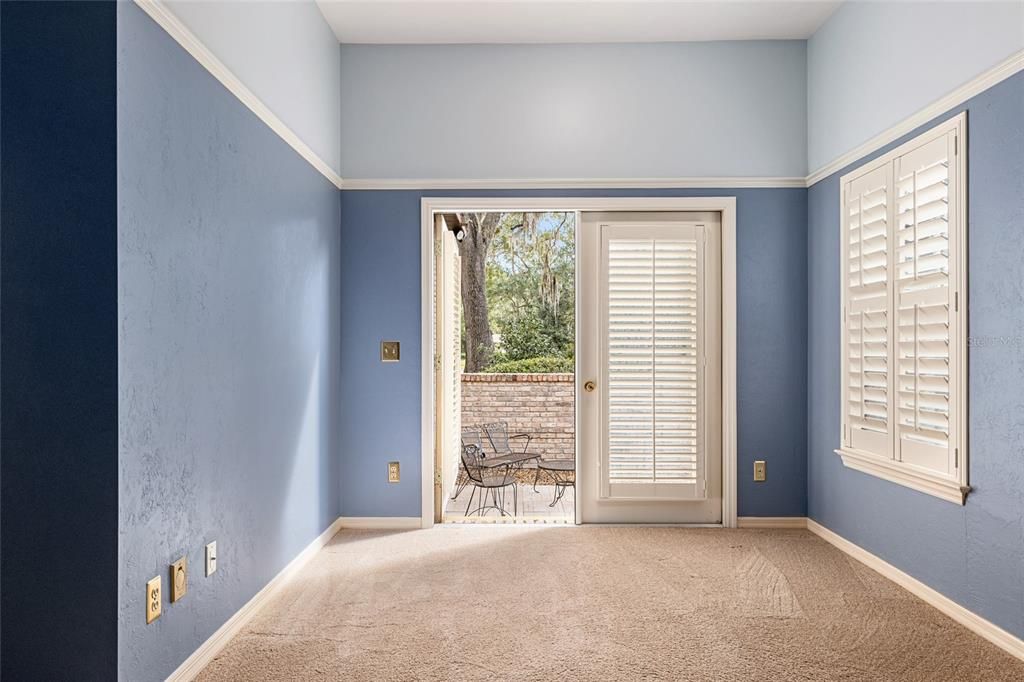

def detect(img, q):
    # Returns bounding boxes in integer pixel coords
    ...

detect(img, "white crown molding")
[807,520,1024,663]
[165,517,344,682]
[338,516,424,529]
[339,176,806,190]
[807,49,1024,186]
[133,0,344,189]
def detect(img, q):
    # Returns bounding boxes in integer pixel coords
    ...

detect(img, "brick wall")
[461,373,575,460]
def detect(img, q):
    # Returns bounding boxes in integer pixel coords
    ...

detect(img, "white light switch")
[205,541,217,576]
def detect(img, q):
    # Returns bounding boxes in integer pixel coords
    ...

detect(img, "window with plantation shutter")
[837,114,968,505]
[844,164,892,460]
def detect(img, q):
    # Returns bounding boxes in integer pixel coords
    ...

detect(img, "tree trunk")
[458,213,499,372]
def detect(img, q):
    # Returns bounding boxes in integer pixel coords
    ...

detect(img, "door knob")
[584,380,596,393]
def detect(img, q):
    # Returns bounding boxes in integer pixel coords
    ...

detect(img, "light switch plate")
[170,557,188,602]
[381,340,400,362]
[146,576,162,624]
[753,460,767,482]
[388,461,400,483]
[205,541,217,576]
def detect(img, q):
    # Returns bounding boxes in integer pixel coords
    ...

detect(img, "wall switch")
[146,576,162,624]
[753,460,767,482]
[170,557,188,602]
[381,340,400,362]
[388,461,400,483]
[205,541,217,576]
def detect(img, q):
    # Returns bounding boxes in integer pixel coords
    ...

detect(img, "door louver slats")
[606,236,702,491]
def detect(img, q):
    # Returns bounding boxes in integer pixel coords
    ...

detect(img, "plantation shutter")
[603,226,705,499]
[843,164,893,458]
[837,114,967,504]
[893,132,957,475]
[441,225,463,500]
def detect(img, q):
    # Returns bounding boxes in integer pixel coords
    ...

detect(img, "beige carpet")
[198,527,1024,681]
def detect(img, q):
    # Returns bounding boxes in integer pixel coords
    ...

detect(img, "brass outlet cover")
[388,461,401,483]
[381,340,400,362]
[170,557,188,603]
[146,576,162,624]
[753,460,767,482]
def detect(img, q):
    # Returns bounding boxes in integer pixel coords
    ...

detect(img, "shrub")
[483,356,575,374]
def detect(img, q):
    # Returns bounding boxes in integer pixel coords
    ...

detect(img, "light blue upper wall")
[166,0,341,174]
[339,41,808,179]
[807,1,1024,173]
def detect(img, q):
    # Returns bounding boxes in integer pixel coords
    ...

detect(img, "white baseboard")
[737,516,808,529]
[807,519,1024,662]
[338,516,423,530]
[165,517,344,682]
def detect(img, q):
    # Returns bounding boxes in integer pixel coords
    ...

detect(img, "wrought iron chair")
[481,421,533,460]
[460,443,518,517]
[451,425,486,500]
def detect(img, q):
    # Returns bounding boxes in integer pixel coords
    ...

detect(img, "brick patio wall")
[461,373,575,460]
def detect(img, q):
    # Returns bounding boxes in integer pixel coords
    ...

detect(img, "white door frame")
[420,197,738,529]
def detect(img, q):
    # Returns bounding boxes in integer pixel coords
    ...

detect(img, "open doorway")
[434,211,576,524]
[425,197,740,529]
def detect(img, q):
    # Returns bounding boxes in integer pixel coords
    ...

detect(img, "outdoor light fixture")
[453,226,465,242]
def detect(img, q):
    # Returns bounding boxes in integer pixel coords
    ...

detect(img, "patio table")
[476,451,540,516]
[537,459,575,507]
[477,451,540,469]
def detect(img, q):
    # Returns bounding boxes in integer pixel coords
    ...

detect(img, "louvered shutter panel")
[446,230,462,490]
[844,164,892,458]
[604,230,704,499]
[893,132,957,475]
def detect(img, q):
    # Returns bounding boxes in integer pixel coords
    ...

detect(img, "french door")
[578,212,722,523]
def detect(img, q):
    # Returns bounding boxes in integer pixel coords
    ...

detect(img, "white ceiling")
[316,0,842,45]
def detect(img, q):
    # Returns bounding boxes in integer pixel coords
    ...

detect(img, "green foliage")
[483,356,575,374]
[483,212,575,370]
[494,314,559,361]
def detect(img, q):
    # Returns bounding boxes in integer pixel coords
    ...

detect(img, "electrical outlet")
[205,541,217,576]
[170,557,188,603]
[753,460,767,482]
[381,340,400,362]
[388,461,400,483]
[146,576,162,624]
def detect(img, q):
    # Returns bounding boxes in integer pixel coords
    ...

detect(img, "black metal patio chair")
[460,443,518,517]
[451,425,486,500]
[481,421,534,460]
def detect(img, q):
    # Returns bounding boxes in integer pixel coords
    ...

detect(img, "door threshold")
[442,515,574,525]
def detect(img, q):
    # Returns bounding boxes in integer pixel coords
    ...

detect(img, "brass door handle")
[584,380,596,393]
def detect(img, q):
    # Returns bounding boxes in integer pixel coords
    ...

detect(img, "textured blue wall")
[340,188,807,519]
[1,2,119,678]
[807,72,1024,639]
[117,4,341,680]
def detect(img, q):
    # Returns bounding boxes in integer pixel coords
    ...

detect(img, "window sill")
[835,448,970,505]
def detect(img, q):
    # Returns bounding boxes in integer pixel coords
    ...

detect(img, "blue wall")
[117,4,341,680]
[807,72,1024,639]
[807,1,1024,173]
[339,188,807,519]
[166,0,342,175]
[340,41,808,179]
[1,2,119,678]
